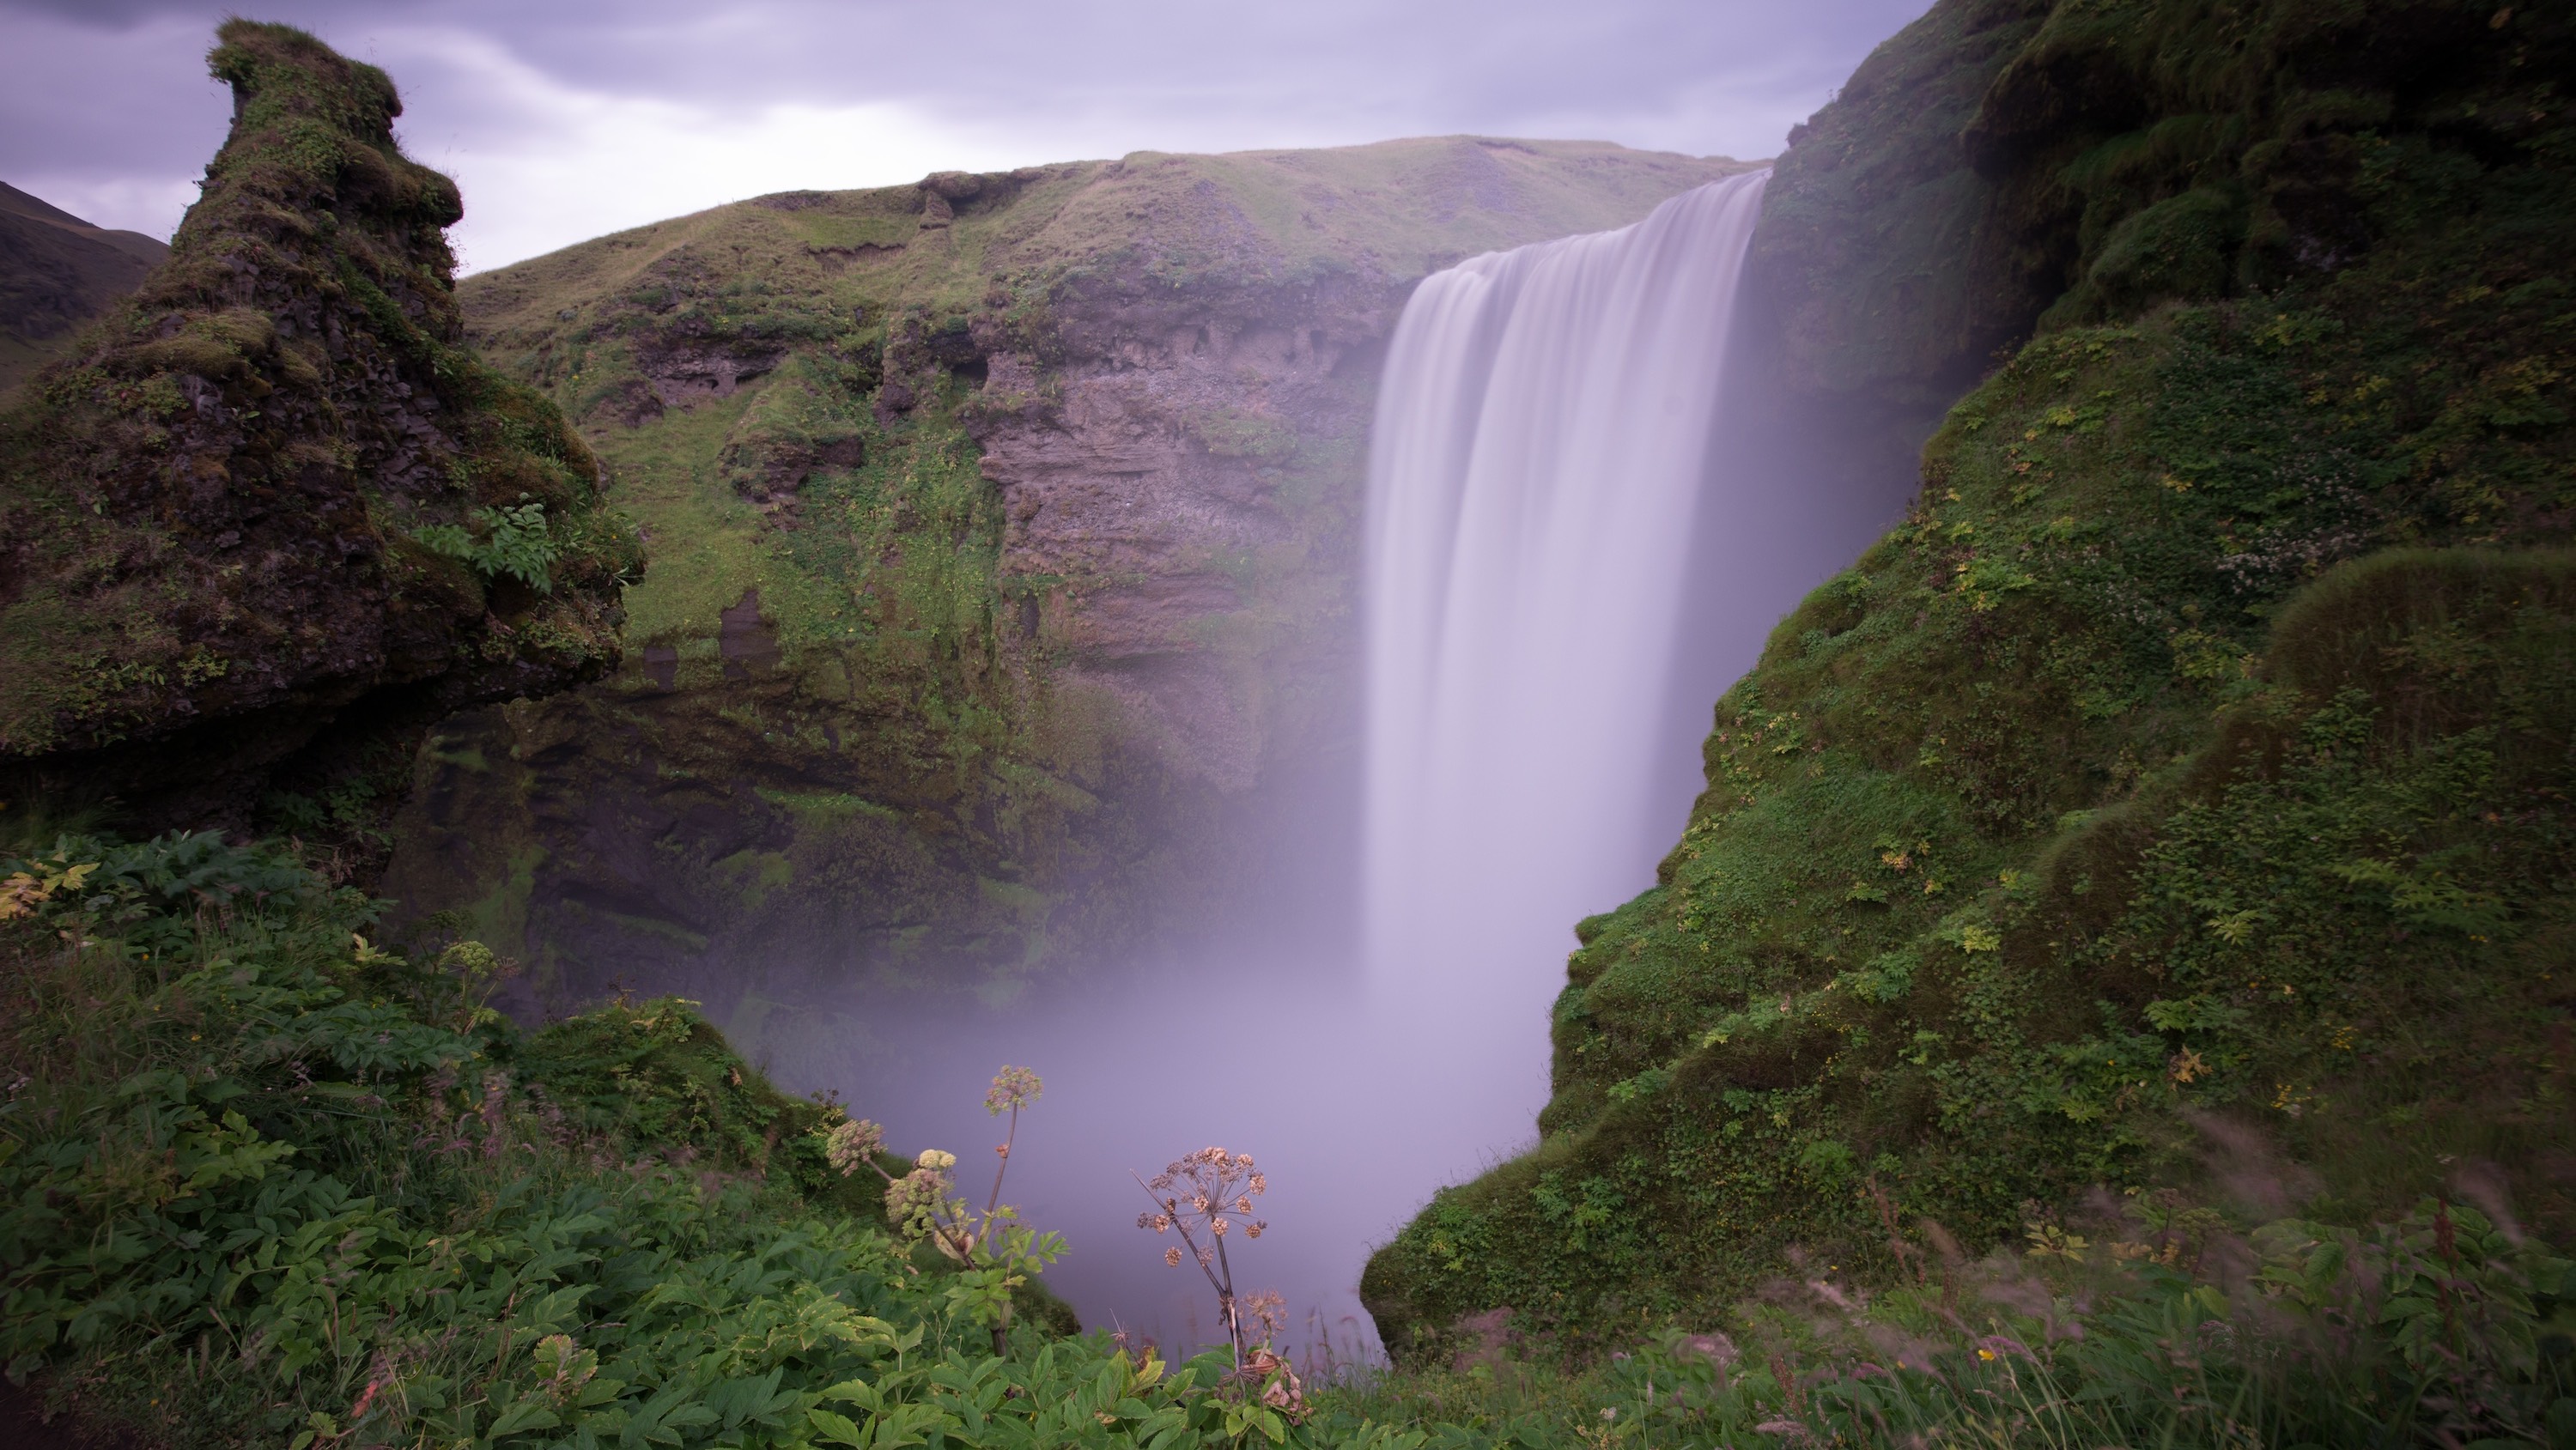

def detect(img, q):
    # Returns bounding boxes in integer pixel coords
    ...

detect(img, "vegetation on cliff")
[391,141,1748,1019]
[0,22,635,864]
[1364,0,2576,1386]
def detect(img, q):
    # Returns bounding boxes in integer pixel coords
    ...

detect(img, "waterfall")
[1360,171,1768,1149]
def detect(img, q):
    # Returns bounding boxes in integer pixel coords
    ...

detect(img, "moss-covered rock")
[384,140,1754,1014]
[0,22,636,863]
[1364,0,2576,1366]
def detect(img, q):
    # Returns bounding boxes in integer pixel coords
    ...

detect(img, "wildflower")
[1134,1144,1276,1368]
[823,1119,885,1177]
[985,1065,1042,1115]
[886,1167,952,1239]
[916,1148,957,1171]
[1978,1348,1996,1361]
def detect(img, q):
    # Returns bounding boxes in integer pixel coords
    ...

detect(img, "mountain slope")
[0,180,169,399]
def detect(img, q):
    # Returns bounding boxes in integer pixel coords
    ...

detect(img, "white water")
[1360,171,1770,1159]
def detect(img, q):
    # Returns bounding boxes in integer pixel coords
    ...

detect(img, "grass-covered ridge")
[3,829,1468,1447]
[1362,0,2576,1370]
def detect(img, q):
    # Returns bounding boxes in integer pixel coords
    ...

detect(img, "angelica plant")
[820,1064,1056,1356]
[1135,1146,1273,1368]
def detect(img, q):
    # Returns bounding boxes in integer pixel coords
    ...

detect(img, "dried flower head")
[985,1065,1043,1116]
[1164,1247,1183,1267]
[822,1119,885,1178]
[1241,1290,1288,1340]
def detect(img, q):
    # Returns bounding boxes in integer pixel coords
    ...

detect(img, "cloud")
[0,0,1929,270]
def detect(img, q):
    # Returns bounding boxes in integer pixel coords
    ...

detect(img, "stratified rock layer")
[0,22,634,852]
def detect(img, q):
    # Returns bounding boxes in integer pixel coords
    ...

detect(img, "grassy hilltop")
[390,139,1750,1023]
[1364,0,2576,1383]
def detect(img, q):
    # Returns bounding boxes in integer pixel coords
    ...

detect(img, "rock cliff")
[0,21,634,863]
[1365,0,2576,1362]
[385,140,1753,1022]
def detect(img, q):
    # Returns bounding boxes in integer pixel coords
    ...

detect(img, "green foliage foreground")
[0,833,1394,1448]
[7,832,2576,1447]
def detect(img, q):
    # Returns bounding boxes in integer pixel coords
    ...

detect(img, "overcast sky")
[1,0,1928,273]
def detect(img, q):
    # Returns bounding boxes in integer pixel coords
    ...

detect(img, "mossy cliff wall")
[0,22,634,862]
[1364,0,2576,1363]
[380,142,1753,1023]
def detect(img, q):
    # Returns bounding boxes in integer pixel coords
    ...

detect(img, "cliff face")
[0,22,634,859]
[0,182,170,400]
[1365,0,2576,1362]
[383,141,1752,1020]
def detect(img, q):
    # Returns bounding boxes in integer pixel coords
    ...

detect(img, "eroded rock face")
[969,280,1387,790]
[0,21,633,855]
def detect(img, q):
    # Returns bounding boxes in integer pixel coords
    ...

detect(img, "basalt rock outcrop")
[385,139,1751,1028]
[0,22,634,858]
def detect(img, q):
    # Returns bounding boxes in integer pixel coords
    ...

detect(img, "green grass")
[3,833,1460,1449]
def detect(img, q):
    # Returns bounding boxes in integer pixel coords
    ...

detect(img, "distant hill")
[0,181,168,397]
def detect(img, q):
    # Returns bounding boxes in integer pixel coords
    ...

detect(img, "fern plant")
[416,499,559,592]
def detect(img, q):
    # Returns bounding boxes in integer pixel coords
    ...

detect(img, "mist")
[513,178,1930,1362]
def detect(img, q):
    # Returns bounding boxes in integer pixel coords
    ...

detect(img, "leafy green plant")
[818,1065,1060,1357]
[416,500,560,592]
[0,833,1456,1449]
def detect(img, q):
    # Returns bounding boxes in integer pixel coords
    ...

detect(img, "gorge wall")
[1364,0,2576,1362]
[381,141,1755,1031]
